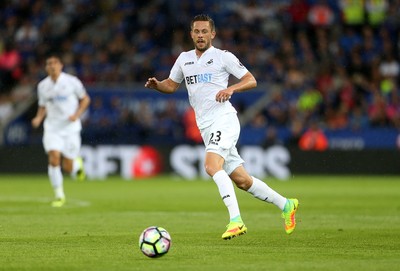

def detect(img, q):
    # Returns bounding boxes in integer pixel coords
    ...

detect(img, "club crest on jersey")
[205,59,213,66]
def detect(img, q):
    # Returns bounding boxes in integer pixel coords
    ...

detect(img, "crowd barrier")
[1,144,399,179]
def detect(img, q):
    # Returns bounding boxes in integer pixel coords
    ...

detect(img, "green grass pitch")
[0,174,399,271]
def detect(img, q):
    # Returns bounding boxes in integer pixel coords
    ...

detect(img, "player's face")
[45,57,63,78]
[191,21,215,53]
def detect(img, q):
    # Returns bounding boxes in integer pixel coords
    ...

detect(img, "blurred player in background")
[32,54,90,207]
[145,14,299,239]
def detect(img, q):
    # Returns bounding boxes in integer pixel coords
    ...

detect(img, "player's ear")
[211,31,216,40]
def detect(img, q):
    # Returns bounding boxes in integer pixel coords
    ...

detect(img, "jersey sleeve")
[222,51,248,79]
[37,82,46,107]
[169,54,184,84]
[72,77,87,99]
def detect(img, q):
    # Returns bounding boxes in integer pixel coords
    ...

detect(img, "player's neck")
[50,73,61,82]
[195,46,212,58]
[195,49,204,59]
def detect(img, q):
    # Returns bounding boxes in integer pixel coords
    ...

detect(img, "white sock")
[48,165,65,199]
[212,170,241,220]
[247,176,287,210]
[71,158,80,177]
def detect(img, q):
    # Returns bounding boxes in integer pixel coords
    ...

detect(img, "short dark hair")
[45,52,62,63]
[191,14,215,32]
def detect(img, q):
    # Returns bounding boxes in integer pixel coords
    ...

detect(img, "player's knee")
[48,151,61,166]
[204,163,221,177]
[204,166,216,177]
[233,176,252,191]
[48,157,60,167]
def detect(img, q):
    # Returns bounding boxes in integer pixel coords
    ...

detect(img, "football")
[139,226,171,258]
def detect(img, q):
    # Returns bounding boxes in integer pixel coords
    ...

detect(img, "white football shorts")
[200,112,244,175]
[43,131,81,159]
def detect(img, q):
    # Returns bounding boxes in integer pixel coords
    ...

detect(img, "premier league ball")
[139,226,171,258]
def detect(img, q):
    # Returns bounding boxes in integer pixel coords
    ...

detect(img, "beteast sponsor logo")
[185,73,212,85]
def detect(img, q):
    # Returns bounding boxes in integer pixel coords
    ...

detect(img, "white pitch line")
[0,196,91,207]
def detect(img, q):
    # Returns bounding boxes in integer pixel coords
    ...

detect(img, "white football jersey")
[37,72,87,134]
[169,46,248,129]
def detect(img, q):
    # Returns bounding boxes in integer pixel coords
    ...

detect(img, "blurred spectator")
[315,63,335,98]
[379,52,400,79]
[86,96,113,128]
[326,103,350,129]
[347,49,369,79]
[14,19,40,61]
[134,101,156,142]
[264,89,289,126]
[0,40,22,95]
[29,1,48,30]
[283,0,310,37]
[231,0,270,26]
[339,0,365,28]
[365,0,388,27]
[296,30,317,69]
[339,26,363,55]
[183,107,202,144]
[298,120,328,151]
[308,0,335,28]
[250,112,267,129]
[380,77,397,97]
[43,3,71,47]
[0,94,13,124]
[349,105,369,131]
[1,12,19,39]
[262,126,283,148]
[385,92,400,128]
[297,87,323,121]
[368,91,389,126]
[360,26,381,65]
[155,99,183,141]
[286,118,304,148]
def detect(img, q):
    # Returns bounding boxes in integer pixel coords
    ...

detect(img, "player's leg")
[44,132,66,207]
[62,132,85,181]
[62,157,85,180]
[229,166,299,234]
[205,151,241,222]
[202,113,246,239]
[205,151,246,239]
[48,150,65,207]
[230,166,287,209]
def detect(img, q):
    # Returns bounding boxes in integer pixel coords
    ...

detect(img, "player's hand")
[145,77,159,89]
[216,89,233,103]
[69,114,78,122]
[31,117,42,128]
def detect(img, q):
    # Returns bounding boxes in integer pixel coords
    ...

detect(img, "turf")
[0,174,399,271]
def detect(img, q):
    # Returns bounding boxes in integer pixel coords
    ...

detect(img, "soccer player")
[32,54,90,207]
[145,14,299,239]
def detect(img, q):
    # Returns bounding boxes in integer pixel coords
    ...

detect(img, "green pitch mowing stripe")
[0,175,399,271]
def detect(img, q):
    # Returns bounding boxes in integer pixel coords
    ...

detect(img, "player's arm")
[229,71,257,93]
[69,94,90,122]
[216,72,257,102]
[145,77,180,94]
[31,106,46,128]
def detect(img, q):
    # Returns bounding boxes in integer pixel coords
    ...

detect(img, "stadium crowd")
[0,0,399,146]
